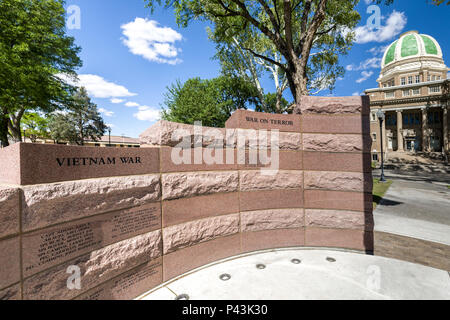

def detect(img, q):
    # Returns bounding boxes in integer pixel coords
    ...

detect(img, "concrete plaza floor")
[137,248,450,300]
[373,169,450,245]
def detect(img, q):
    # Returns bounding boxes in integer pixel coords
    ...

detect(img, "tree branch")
[242,46,287,71]
[283,0,294,57]
[296,0,328,59]
[228,0,287,53]
[256,0,281,35]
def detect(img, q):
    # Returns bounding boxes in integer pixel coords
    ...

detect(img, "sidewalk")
[373,170,450,245]
[137,248,450,300]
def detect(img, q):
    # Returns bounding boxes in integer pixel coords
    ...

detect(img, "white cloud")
[106,123,115,129]
[59,74,137,99]
[121,18,183,65]
[367,45,389,56]
[352,92,361,96]
[125,102,140,107]
[356,71,374,83]
[133,106,161,122]
[364,0,373,4]
[354,11,407,44]
[111,98,125,104]
[99,108,114,117]
[346,57,382,71]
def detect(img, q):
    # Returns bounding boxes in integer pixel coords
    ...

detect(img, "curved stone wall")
[0,95,377,300]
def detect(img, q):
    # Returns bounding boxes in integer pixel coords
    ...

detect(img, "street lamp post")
[108,127,111,147]
[377,110,386,182]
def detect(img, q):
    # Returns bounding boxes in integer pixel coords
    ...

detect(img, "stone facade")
[0,96,373,300]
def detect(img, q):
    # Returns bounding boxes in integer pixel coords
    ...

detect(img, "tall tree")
[209,27,290,113]
[48,87,107,145]
[0,0,82,146]
[146,0,360,104]
[162,76,259,127]
[21,112,51,143]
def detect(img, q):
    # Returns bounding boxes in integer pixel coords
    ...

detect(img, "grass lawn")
[373,178,393,209]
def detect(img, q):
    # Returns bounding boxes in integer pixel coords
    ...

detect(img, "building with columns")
[364,30,449,162]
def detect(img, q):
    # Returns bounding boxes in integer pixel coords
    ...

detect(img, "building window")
[427,75,431,82]
[412,88,420,95]
[415,75,420,83]
[401,77,406,85]
[434,112,440,124]
[385,91,395,98]
[372,154,379,161]
[415,113,420,125]
[437,76,441,80]
[432,75,436,81]
[371,113,377,121]
[372,133,377,141]
[429,85,441,93]
[402,89,410,97]
[408,76,413,84]
[386,115,392,125]
[390,79,395,87]
[403,114,409,126]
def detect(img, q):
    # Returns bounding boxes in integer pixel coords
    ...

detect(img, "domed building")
[365,30,449,161]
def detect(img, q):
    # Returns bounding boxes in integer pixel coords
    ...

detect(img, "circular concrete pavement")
[137,248,450,300]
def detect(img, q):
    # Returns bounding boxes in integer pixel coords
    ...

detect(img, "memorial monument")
[0,95,375,300]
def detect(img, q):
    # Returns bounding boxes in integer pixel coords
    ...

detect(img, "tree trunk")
[276,89,283,113]
[8,120,22,142]
[8,108,25,142]
[0,111,9,147]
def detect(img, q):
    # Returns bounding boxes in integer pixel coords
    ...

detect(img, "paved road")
[138,249,450,300]
[373,169,450,245]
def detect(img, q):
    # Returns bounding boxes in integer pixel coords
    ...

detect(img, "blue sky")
[65,0,450,138]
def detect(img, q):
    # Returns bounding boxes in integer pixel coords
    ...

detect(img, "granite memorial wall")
[0,96,373,300]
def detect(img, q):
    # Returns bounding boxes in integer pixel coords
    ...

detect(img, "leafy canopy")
[48,87,107,145]
[161,76,260,127]
[145,0,360,102]
[0,0,82,145]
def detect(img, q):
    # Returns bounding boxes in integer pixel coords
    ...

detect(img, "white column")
[443,106,448,153]
[397,110,404,151]
[422,107,429,152]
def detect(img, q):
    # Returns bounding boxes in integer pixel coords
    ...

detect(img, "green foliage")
[0,0,82,146]
[372,178,393,209]
[256,93,290,114]
[161,76,259,127]
[48,88,107,145]
[145,0,360,102]
[21,112,50,142]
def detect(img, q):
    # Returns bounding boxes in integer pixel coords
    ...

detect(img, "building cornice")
[365,79,447,93]
[369,93,449,107]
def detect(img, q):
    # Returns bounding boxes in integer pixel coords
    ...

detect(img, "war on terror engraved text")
[56,157,142,167]
[245,116,293,126]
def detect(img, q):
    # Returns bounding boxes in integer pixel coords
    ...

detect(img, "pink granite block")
[295,95,370,115]
[23,230,162,300]
[241,228,305,253]
[163,214,240,254]
[0,236,20,289]
[16,143,160,185]
[0,185,20,238]
[75,258,163,300]
[226,109,301,132]
[21,174,161,232]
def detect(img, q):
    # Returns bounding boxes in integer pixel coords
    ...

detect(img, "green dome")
[382,31,442,68]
